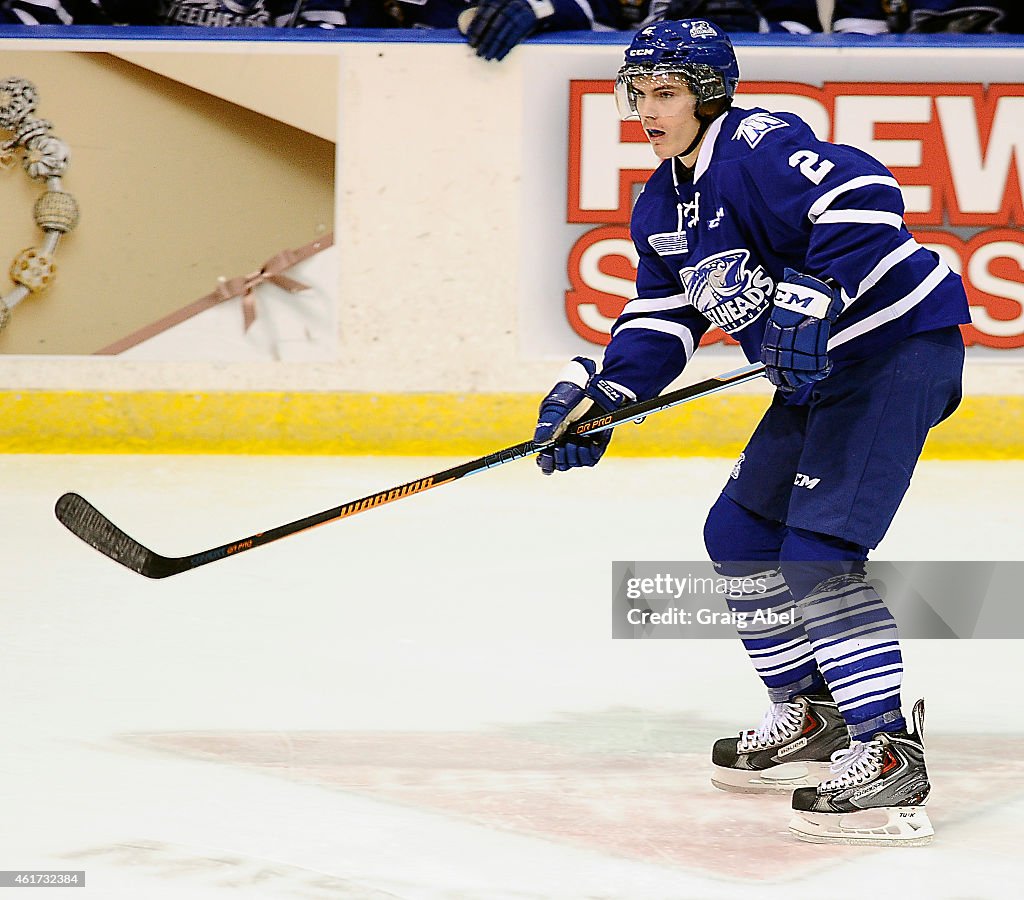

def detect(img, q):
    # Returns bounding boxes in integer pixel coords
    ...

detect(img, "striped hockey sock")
[796,573,905,739]
[725,569,827,702]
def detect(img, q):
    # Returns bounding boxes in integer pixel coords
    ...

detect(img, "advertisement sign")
[521,45,1024,360]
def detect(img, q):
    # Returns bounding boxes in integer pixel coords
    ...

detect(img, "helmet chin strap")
[678,106,728,161]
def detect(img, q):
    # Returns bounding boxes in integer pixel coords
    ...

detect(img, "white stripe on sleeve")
[571,0,597,25]
[17,0,71,24]
[815,210,904,230]
[808,176,901,223]
[613,318,696,359]
[842,237,923,308]
[829,261,951,350]
[621,293,690,316]
[295,11,348,26]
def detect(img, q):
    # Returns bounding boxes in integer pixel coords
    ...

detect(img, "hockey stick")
[285,0,307,27]
[54,363,765,579]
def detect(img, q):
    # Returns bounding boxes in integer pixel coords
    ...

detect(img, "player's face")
[630,73,700,160]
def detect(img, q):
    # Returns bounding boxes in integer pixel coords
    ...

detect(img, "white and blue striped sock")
[797,574,906,738]
[726,569,827,702]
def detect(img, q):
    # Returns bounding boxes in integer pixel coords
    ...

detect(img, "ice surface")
[2,454,1022,898]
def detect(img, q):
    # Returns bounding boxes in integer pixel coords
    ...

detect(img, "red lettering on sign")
[566,79,1024,350]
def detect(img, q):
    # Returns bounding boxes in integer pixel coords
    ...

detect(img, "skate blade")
[788,806,934,846]
[711,761,831,794]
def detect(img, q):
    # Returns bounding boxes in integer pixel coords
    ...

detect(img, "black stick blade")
[54,493,182,579]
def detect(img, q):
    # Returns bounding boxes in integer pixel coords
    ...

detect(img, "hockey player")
[639,0,768,32]
[832,0,1014,33]
[533,19,969,845]
[464,0,623,62]
[12,1,351,27]
[640,0,828,33]
[463,0,783,64]
[0,0,112,23]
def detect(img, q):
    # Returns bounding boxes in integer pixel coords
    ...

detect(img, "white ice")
[1,454,1022,899]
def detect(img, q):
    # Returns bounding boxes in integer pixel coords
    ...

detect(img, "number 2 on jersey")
[789,150,835,185]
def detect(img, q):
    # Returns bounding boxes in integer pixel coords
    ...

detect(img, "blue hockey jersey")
[7,1,351,27]
[600,105,971,401]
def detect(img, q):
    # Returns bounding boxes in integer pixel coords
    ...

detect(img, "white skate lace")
[737,701,804,752]
[818,739,885,792]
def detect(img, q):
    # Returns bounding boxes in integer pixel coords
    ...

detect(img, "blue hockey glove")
[760,270,844,393]
[533,357,632,475]
[465,0,553,61]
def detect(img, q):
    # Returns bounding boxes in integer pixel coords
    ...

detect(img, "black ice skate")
[788,698,933,846]
[711,691,850,793]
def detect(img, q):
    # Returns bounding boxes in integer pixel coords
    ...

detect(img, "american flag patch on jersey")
[648,231,689,256]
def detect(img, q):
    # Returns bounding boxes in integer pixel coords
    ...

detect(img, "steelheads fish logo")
[680,249,773,334]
